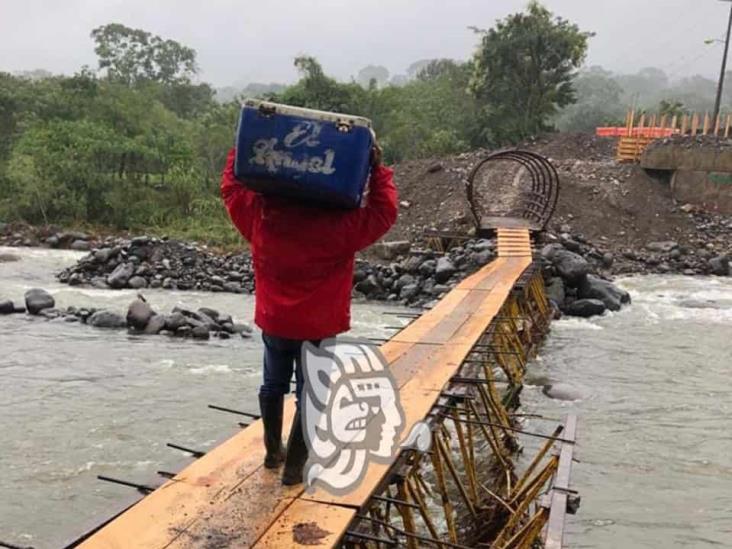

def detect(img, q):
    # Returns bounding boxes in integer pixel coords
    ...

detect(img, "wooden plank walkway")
[78,230,534,549]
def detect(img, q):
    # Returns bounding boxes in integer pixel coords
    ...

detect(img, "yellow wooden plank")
[385,289,472,344]
[253,500,356,548]
[379,339,415,365]
[79,400,300,549]
[458,258,506,290]
[455,259,501,290]
[165,471,301,548]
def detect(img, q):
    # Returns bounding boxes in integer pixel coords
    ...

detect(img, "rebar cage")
[466,150,560,236]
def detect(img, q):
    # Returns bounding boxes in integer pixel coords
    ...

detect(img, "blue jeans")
[260,333,322,404]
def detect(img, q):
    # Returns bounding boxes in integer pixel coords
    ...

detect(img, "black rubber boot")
[259,394,285,469]
[282,410,308,485]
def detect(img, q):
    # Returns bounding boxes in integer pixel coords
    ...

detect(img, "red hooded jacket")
[221,148,398,340]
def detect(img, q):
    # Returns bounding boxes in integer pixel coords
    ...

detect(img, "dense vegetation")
[0,2,591,244]
[0,1,728,245]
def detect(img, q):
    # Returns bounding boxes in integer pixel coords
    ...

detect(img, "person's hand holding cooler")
[370,141,383,167]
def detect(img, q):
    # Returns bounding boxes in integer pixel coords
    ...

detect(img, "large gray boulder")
[107,263,134,289]
[709,255,730,276]
[469,250,494,268]
[193,310,220,330]
[565,298,606,318]
[400,256,423,273]
[87,310,126,328]
[165,312,188,332]
[128,276,148,289]
[418,259,437,276]
[395,274,416,292]
[552,250,590,286]
[541,243,565,262]
[355,275,379,296]
[24,288,55,315]
[93,248,115,263]
[198,307,220,321]
[578,275,631,311]
[434,257,456,283]
[127,299,154,330]
[191,326,210,340]
[143,314,167,335]
[400,283,421,301]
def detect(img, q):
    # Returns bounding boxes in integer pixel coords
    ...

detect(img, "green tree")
[156,81,215,118]
[374,62,481,161]
[276,56,368,113]
[469,1,591,143]
[5,119,123,223]
[91,23,198,85]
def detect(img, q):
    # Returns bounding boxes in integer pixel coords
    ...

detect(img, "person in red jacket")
[221,144,398,485]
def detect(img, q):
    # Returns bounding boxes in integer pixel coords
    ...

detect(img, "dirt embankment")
[388,133,691,245]
[385,132,730,275]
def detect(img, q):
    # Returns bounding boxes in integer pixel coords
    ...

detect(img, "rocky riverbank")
[56,236,254,293]
[0,288,252,341]
[0,222,100,250]
[47,226,637,318]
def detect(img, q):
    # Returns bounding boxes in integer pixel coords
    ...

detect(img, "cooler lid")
[242,98,372,129]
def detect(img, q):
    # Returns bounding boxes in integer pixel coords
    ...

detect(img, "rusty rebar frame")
[341,269,579,549]
[465,150,560,233]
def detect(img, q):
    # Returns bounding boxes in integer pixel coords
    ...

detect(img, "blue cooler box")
[234,99,374,208]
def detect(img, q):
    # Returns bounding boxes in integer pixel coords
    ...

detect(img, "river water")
[1,248,731,548]
[521,275,732,548]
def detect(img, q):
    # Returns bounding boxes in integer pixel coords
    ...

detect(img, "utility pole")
[713,0,732,123]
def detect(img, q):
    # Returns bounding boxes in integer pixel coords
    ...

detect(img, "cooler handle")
[336,118,354,133]
[258,104,277,117]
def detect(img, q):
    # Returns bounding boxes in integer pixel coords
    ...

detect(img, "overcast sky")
[1,0,730,86]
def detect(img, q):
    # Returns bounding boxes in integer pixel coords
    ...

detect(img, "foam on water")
[554,317,605,331]
[188,364,233,375]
